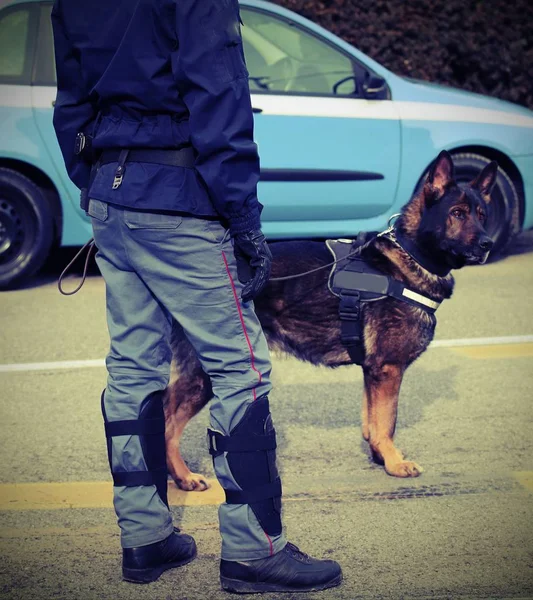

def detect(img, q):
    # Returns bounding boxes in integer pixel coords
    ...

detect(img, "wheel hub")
[0,198,25,263]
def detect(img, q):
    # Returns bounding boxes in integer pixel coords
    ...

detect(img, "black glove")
[233,229,273,303]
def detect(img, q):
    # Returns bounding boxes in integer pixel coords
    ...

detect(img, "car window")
[240,8,356,96]
[0,4,35,83]
[33,3,56,86]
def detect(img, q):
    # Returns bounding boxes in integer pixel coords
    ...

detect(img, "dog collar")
[385,229,451,278]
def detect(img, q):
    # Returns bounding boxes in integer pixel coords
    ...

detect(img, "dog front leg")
[164,374,211,491]
[364,364,423,478]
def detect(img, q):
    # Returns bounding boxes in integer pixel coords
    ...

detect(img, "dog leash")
[269,214,402,283]
[57,214,400,293]
[56,234,358,291]
[57,238,96,296]
[269,248,362,282]
[57,236,361,292]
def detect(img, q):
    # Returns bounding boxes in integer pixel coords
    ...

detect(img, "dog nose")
[478,236,494,252]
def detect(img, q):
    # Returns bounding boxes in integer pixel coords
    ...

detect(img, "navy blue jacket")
[51,0,262,232]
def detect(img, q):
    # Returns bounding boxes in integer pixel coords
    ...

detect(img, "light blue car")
[1,0,532,288]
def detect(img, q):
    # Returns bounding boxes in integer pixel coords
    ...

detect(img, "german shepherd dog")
[164,150,496,489]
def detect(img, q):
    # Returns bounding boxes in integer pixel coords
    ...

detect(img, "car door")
[240,5,401,238]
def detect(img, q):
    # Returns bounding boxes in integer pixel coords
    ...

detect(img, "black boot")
[122,527,197,583]
[220,542,342,594]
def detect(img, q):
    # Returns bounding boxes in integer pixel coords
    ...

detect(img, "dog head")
[403,150,496,269]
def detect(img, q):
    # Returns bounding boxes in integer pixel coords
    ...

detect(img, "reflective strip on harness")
[402,288,440,310]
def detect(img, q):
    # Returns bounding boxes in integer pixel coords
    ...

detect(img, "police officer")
[52,0,342,593]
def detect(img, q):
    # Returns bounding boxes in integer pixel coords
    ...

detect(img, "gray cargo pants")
[88,198,286,560]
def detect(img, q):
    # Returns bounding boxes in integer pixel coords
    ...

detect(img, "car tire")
[451,153,520,256]
[0,168,54,289]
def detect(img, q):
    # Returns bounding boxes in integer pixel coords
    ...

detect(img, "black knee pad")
[101,389,169,507]
[208,395,282,536]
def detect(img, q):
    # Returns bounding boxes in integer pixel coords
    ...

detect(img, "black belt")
[99,147,196,169]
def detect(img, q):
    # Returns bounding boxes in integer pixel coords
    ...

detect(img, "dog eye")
[451,209,465,219]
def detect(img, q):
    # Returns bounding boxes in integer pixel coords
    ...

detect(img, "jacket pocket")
[222,1,247,82]
[199,0,248,84]
[222,38,248,82]
[124,210,183,230]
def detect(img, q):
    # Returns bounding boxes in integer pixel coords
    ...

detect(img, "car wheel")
[451,153,520,255]
[0,168,54,289]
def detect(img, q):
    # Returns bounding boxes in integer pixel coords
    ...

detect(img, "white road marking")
[430,335,533,348]
[0,359,105,373]
[0,335,532,373]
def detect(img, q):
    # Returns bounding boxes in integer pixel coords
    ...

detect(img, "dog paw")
[385,460,423,478]
[175,472,210,492]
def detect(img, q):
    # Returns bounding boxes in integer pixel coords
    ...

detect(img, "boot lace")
[285,542,312,564]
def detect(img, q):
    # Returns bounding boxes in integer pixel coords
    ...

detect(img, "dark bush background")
[270,0,533,110]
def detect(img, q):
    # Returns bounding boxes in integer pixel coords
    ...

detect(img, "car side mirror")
[362,74,387,99]
[332,75,358,96]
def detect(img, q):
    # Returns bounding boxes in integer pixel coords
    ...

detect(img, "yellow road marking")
[2,472,532,512]
[0,480,225,511]
[450,343,533,359]
[273,343,533,386]
[514,471,533,493]
[0,481,343,512]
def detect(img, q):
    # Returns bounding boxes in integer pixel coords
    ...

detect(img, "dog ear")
[470,161,498,200]
[424,150,454,203]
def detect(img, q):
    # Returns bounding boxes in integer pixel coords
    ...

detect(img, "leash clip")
[377,212,401,239]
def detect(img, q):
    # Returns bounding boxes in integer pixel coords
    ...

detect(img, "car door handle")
[252,107,263,114]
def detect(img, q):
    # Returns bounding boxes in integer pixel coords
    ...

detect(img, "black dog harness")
[326,234,442,364]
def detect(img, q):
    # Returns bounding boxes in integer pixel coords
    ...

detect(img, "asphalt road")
[1,232,533,600]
